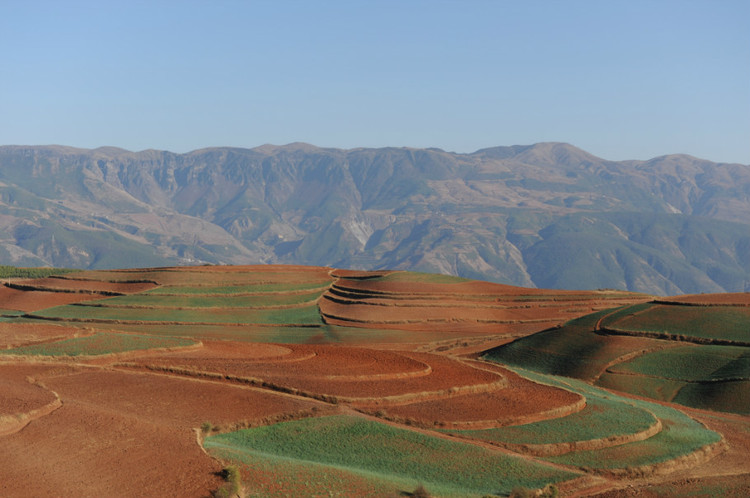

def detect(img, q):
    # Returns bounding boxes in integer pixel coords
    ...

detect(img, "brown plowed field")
[373,367,584,428]
[0,285,103,311]
[127,347,504,400]
[0,322,81,348]
[0,364,58,418]
[0,367,321,498]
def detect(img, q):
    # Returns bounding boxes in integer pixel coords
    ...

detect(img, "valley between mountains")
[0,264,747,497]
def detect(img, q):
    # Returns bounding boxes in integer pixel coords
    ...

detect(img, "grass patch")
[87,290,325,308]
[204,415,580,497]
[481,366,722,471]
[0,266,76,279]
[482,309,646,380]
[607,345,750,381]
[29,303,324,325]
[602,303,750,343]
[673,380,750,415]
[0,332,195,356]
[451,389,656,446]
[144,281,331,295]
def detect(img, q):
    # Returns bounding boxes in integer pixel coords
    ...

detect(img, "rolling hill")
[0,143,748,294]
[0,264,747,497]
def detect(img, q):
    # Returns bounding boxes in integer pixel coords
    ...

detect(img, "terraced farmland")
[486,297,750,415]
[204,415,582,497]
[0,265,747,497]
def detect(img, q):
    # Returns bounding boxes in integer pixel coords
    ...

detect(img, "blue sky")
[1,0,748,163]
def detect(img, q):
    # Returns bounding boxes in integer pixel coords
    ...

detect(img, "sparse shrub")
[201,421,214,434]
[411,483,431,498]
[213,465,242,498]
[540,484,558,498]
[509,487,535,498]
[509,484,558,498]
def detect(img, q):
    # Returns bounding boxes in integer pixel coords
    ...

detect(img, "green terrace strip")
[544,400,722,472]
[84,289,326,308]
[26,304,324,326]
[0,332,196,356]
[598,344,750,415]
[143,281,332,295]
[600,303,750,344]
[449,386,657,451]
[497,369,723,473]
[606,345,750,382]
[203,415,581,497]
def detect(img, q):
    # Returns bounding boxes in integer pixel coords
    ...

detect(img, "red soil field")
[127,346,505,401]
[0,364,59,421]
[0,366,322,498]
[0,285,103,311]
[373,366,584,428]
[0,322,82,348]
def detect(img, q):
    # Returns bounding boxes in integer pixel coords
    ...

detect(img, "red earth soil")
[0,285,104,311]
[12,277,157,294]
[127,346,505,400]
[0,366,321,498]
[0,322,82,348]
[0,364,58,418]
[373,366,584,427]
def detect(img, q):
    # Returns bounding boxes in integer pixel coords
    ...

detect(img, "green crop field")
[29,303,324,325]
[480,367,722,471]
[0,266,76,279]
[204,415,580,497]
[673,381,750,415]
[601,303,750,343]
[0,332,196,356]
[451,387,657,447]
[544,399,722,470]
[607,345,750,382]
[596,372,687,403]
[87,289,325,309]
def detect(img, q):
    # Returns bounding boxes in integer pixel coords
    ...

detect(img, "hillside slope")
[0,143,748,294]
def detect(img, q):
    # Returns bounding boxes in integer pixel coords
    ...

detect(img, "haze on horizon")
[1,0,748,165]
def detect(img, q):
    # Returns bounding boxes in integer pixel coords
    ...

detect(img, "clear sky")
[1,0,748,163]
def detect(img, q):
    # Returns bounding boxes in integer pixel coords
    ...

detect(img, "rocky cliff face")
[0,142,748,295]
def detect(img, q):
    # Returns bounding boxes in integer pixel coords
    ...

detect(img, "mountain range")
[0,142,748,295]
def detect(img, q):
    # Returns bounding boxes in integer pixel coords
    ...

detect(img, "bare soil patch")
[373,366,584,428]
[0,285,103,311]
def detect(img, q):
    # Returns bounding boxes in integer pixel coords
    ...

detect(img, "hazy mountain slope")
[0,143,748,294]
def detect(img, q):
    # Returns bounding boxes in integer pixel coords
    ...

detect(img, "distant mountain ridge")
[0,142,748,295]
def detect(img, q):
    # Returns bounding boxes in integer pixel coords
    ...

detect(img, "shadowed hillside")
[484,294,750,415]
